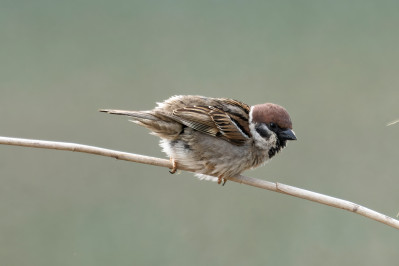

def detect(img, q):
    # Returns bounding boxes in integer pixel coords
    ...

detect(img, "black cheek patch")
[255,123,270,138]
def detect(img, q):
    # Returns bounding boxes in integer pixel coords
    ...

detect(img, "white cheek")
[249,107,275,150]
[249,122,276,149]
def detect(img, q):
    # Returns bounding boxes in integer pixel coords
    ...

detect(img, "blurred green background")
[1,1,399,265]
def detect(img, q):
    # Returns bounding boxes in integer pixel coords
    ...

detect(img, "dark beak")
[278,129,297,141]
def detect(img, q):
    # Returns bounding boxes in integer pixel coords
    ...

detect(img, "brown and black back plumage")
[100,95,252,145]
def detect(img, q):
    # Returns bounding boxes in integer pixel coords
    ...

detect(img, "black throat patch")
[268,139,286,158]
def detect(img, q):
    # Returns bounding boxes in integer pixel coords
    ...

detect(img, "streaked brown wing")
[209,109,250,145]
[171,105,250,145]
[170,106,218,136]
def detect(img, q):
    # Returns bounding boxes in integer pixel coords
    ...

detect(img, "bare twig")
[1,136,398,230]
[387,119,399,126]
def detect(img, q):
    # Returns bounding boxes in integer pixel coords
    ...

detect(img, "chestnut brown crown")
[252,103,293,130]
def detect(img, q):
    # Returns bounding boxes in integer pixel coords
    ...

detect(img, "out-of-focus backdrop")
[1,1,398,265]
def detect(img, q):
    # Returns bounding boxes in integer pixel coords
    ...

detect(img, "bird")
[100,95,296,185]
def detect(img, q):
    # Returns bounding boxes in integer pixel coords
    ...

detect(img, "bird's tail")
[100,108,181,138]
[99,109,157,121]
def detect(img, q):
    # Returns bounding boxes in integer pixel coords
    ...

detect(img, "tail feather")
[100,108,182,138]
[99,109,157,121]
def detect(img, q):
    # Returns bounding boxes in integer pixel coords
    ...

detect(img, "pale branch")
[1,136,398,230]
[387,119,399,126]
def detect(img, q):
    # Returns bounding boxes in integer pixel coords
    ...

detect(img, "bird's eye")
[269,122,276,129]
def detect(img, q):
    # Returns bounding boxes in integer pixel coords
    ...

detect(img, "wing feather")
[170,105,250,145]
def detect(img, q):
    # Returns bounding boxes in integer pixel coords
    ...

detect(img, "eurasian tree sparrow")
[100,95,296,184]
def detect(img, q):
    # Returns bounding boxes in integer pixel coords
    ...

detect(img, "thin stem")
[1,136,398,230]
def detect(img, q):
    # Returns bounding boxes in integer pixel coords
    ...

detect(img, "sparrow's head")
[250,103,296,158]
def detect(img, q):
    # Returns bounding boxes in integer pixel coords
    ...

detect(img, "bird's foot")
[217,175,227,186]
[169,158,178,174]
